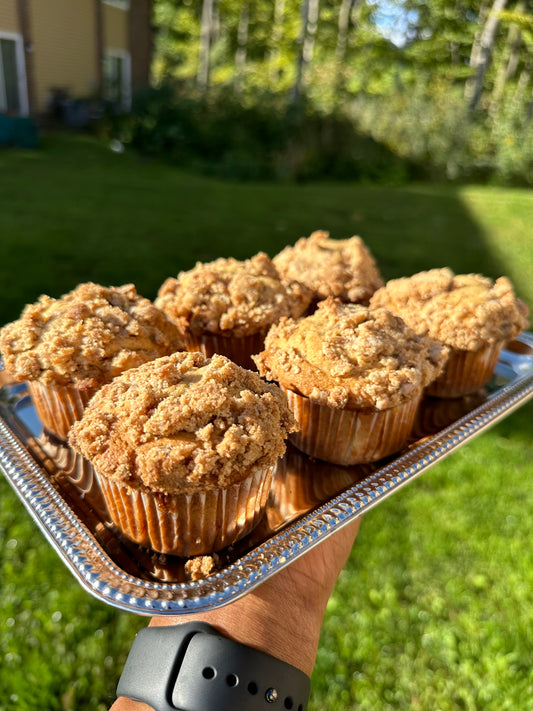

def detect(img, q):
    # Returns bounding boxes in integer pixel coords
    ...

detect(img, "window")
[103,50,131,110]
[102,0,130,9]
[0,34,28,115]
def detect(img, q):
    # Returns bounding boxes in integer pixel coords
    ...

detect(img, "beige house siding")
[0,3,19,33]
[0,0,152,116]
[103,4,128,51]
[30,0,98,111]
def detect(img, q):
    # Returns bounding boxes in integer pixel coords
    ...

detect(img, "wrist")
[110,571,323,711]
[151,520,360,676]
[110,519,361,711]
[114,621,311,711]
[149,574,324,677]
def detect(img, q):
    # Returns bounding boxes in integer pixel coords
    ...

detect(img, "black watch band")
[116,621,311,711]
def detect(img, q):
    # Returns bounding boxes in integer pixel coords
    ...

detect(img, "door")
[103,50,131,111]
[0,34,28,115]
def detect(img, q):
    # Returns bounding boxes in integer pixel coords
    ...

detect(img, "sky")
[370,0,419,47]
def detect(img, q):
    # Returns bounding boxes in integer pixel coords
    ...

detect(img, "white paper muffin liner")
[282,387,422,466]
[426,341,503,398]
[28,381,96,441]
[97,465,274,557]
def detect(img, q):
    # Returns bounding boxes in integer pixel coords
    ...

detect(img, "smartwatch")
[116,621,311,711]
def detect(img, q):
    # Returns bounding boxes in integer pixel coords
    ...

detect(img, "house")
[0,0,153,118]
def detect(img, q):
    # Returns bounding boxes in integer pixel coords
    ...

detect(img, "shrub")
[350,81,481,182]
[488,95,533,186]
[109,84,412,183]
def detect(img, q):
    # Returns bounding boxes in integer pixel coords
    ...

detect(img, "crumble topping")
[272,230,383,304]
[68,351,297,494]
[155,252,312,338]
[253,298,448,410]
[184,555,216,581]
[370,268,529,351]
[0,283,183,388]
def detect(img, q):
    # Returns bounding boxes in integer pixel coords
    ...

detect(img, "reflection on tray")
[22,426,368,584]
[412,390,488,441]
[0,373,509,585]
[1,333,533,607]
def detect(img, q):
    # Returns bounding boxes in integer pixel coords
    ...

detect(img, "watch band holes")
[202,666,216,680]
[247,681,258,695]
[284,698,294,709]
[226,673,239,687]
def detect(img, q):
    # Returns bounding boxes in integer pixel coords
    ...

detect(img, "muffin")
[68,351,297,557]
[253,298,448,466]
[273,230,383,308]
[370,268,529,398]
[0,282,183,440]
[155,252,311,370]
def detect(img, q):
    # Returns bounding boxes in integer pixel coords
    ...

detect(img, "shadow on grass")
[0,139,519,315]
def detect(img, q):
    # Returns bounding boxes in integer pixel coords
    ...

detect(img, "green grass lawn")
[1,132,532,710]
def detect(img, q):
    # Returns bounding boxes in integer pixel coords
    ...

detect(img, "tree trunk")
[212,0,220,44]
[335,0,359,95]
[291,0,320,103]
[490,4,523,113]
[336,0,353,61]
[268,0,285,85]
[466,0,491,74]
[303,0,320,65]
[235,1,249,93]
[291,0,309,103]
[197,0,214,91]
[465,0,509,112]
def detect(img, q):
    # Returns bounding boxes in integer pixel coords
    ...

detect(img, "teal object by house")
[11,117,40,149]
[0,114,14,146]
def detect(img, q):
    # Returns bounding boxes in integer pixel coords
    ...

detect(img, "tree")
[234,0,249,91]
[336,0,359,61]
[198,0,215,90]
[490,1,524,110]
[268,0,286,85]
[465,0,509,111]
[291,0,321,102]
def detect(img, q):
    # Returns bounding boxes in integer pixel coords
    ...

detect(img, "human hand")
[110,516,361,710]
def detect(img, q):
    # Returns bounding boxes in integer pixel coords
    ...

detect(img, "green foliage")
[145,0,533,186]
[348,71,533,185]
[351,78,483,181]
[487,96,533,185]
[113,84,412,183]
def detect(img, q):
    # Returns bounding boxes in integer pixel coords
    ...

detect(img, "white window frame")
[102,0,130,10]
[103,48,131,111]
[0,30,29,116]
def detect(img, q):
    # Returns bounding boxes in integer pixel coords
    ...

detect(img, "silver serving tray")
[1,332,533,616]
